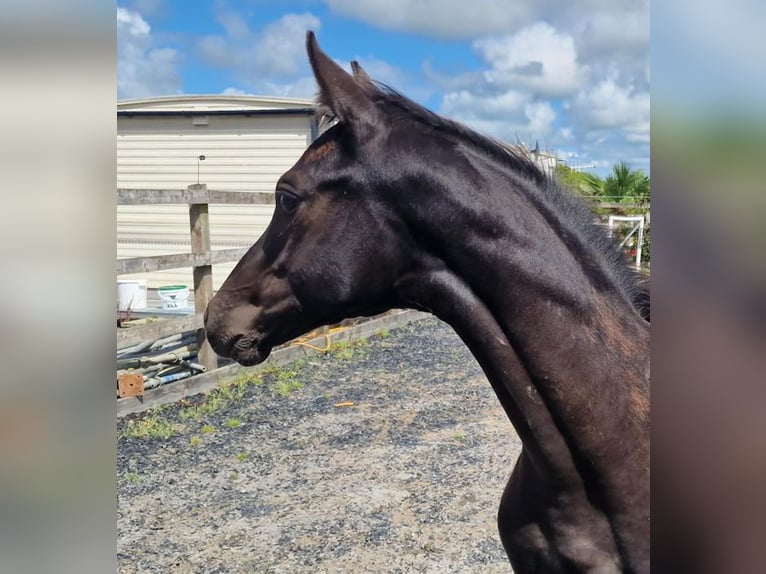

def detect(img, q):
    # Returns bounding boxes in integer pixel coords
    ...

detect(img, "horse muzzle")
[204,298,272,366]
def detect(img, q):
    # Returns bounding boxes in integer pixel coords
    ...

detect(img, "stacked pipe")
[116,330,207,390]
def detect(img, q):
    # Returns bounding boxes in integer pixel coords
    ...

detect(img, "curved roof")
[117,94,315,113]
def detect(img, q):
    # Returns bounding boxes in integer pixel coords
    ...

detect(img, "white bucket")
[158,284,190,310]
[117,279,147,311]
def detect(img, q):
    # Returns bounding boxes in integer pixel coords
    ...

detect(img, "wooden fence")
[117,184,274,371]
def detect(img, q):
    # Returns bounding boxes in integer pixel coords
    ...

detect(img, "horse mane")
[316,81,650,321]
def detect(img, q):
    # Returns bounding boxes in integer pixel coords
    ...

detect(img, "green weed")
[178,371,266,422]
[273,377,304,396]
[332,341,354,360]
[124,472,143,484]
[120,415,176,440]
[271,364,305,396]
[235,371,264,387]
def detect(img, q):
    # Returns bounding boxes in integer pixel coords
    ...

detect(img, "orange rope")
[292,335,332,352]
[290,325,349,353]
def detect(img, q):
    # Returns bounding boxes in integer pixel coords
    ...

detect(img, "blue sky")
[117,0,649,177]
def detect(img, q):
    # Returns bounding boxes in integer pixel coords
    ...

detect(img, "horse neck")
[392,165,650,491]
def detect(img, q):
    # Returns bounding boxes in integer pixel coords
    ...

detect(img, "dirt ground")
[118,316,521,573]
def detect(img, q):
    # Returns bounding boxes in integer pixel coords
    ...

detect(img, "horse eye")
[277,190,300,214]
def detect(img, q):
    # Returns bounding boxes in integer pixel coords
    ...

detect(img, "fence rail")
[592,202,648,210]
[117,187,275,205]
[117,314,205,349]
[117,247,250,275]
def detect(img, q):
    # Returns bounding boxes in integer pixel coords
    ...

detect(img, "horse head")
[204,32,418,365]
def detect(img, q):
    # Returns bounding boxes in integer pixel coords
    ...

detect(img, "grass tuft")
[178,372,264,421]
[124,471,142,484]
[332,338,370,360]
[120,415,177,440]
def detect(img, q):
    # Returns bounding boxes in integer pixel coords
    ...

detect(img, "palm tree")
[602,162,650,205]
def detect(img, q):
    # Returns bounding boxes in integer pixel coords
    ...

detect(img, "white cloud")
[475,22,583,98]
[117,7,181,99]
[432,23,578,147]
[442,89,528,119]
[221,87,248,95]
[525,101,556,134]
[324,0,648,58]
[254,13,322,76]
[564,75,649,175]
[260,76,321,100]
[117,7,149,35]
[439,87,556,143]
[575,73,649,131]
[197,12,321,80]
[426,10,649,173]
[324,0,531,39]
[319,0,650,174]
[576,7,649,57]
[624,122,651,144]
[217,8,250,40]
[127,0,166,18]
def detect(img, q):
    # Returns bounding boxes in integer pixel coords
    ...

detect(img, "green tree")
[555,164,603,197]
[602,161,650,205]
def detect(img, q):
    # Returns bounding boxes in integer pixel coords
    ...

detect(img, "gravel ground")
[118,316,521,573]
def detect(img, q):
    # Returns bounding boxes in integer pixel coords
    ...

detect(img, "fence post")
[188,183,218,372]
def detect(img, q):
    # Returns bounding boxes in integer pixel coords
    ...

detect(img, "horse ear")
[306,31,377,128]
[350,60,373,86]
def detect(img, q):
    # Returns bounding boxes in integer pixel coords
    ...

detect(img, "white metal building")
[117,95,316,293]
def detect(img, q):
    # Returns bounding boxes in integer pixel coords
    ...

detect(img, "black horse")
[205,32,650,574]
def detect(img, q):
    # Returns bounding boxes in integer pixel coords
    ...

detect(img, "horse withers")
[204,31,650,574]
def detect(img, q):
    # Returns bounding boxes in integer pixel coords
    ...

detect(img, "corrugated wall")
[117,113,312,293]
